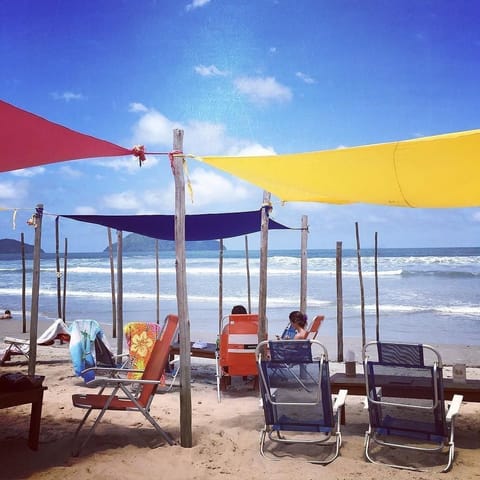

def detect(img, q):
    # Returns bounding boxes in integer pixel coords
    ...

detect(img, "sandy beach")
[1,318,480,480]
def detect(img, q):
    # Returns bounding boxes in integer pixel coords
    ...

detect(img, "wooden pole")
[55,216,62,319]
[116,230,123,356]
[21,232,26,333]
[374,231,380,341]
[156,239,160,324]
[173,129,192,448]
[218,239,224,326]
[300,215,308,314]
[62,238,68,322]
[355,222,366,348]
[245,235,251,314]
[107,228,117,338]
[258,192,271,343]
[336,241,344,362]
[28,204,43,376]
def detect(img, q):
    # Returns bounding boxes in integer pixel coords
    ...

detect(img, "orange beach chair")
[218,313,259,397]
[71,314,179,455]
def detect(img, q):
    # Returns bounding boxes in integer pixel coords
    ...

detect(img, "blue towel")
[281,324,296,339]
[68,319,105,382]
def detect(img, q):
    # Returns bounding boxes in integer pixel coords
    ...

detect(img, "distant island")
[0,238,43,254]
[104,232,224,252]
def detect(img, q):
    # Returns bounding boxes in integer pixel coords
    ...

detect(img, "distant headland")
[0,238,42,254]
[104,233,223,252]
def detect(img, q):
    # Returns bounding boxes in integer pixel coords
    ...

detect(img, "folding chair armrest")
[112,353,130,360]
[81,366,144,380]
[111,353,132,367]
[446,394,463,421]
[333,389,347,412]
[93,376,164,386]
[4,337,29,345]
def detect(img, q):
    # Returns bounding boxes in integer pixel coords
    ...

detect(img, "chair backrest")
[124,322,162,377]
[306,315,324,340]
[219,313,258,376]
[137,314,179,405]
[364,341,447,440]
[256,339,334,430]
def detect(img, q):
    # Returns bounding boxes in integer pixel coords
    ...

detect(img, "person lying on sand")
[0,310,12,320]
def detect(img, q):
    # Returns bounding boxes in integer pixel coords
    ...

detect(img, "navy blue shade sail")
[61,208,291,241]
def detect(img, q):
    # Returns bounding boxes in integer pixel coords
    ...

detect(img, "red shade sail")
[0,100,133,172]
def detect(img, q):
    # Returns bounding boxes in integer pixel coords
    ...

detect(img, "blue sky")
[1,0,480,252]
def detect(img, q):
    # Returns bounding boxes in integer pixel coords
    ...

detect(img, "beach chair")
[363,341,463,472]
[71,314,179,456]
[1,318,70,365]
[256,339,347,464]
[68,319,117,383]
[217,313,259,398]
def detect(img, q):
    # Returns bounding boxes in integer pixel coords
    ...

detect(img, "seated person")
[231,305,247,315]
[0,309,12,320]
[278,310,308,340]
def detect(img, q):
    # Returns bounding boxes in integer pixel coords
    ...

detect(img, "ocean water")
[1,247,480,347]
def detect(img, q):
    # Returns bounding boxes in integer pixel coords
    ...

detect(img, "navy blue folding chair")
[363,341,462,472]
[256,339,347,464]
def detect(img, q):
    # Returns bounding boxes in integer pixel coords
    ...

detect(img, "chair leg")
[72,387,120,456]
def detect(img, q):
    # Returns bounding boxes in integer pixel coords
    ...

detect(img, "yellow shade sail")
[199,129,480,208]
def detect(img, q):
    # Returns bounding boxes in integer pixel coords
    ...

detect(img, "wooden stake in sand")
[55,216,62,319]
[258,191,270,343]
[116,230,123,355]
[172,129,193,448]
[245,235,252,313]
[375,231,380,341]
[155,239,160,324]
[336,241,344,362]
[28,204,43,376]
[218,238,224,325]
[300,215,308,314]
[355,222,366,348]
[62,237,68,322]
[21,232,26,334]
[107,227,117,338]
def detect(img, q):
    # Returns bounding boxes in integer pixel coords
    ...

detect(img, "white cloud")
[228,143,276,156]
[59,165,83,178]
[10,166,46,177]
[295,71,316,84]
[94,155,160,173]
[74,205,97,215]
[194,64,228,77]
[182,121,228,155]
[128,102,148,113]
[234,76,292,105]
[187,167,252,208]
[129,106,276,157]
[103,191,142,210]
[50,91,85,102]
[186,0,211,11]
[0,181,23,200]
[142,188,174,212]
[131,110,180,148]
[472,211,480,222]
[269,47,277,54]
